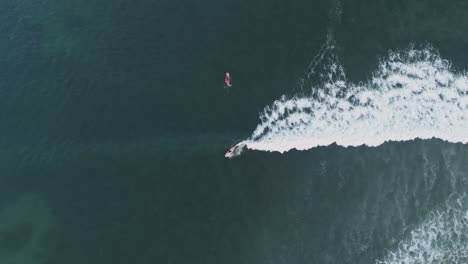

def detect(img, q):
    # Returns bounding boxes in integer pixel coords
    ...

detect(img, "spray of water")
[239,46,468,153]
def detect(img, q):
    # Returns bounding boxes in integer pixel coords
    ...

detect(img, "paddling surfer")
[225,72,232,87]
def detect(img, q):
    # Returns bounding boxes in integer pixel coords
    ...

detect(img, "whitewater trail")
[238,47,468,154]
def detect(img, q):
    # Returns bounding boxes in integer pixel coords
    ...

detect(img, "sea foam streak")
[240,47,468,153]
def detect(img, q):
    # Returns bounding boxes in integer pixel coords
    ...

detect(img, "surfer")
[225,143,245,158]
[225,146,236,158]
[225,72,232,87]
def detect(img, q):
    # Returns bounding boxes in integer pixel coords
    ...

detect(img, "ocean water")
[1,0,468,263]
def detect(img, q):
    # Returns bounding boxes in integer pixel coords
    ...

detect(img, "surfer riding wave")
[224,143,245,158]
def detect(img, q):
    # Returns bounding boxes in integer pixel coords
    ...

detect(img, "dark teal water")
[2,0,468,263]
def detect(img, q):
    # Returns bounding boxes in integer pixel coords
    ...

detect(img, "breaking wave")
[240,46,468,153]
[377,194,468,264]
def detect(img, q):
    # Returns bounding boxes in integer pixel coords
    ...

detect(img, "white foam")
[377,194,468,264]
[241,47,468,153]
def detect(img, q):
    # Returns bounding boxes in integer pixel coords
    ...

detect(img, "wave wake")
[240,46,468,153]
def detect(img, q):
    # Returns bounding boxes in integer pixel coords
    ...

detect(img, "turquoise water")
[1,0,468,263]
